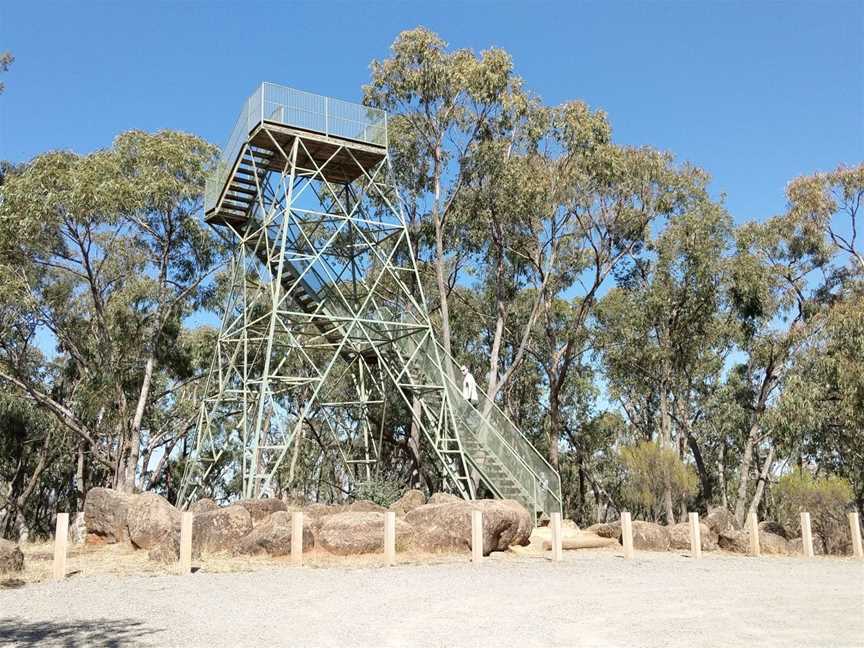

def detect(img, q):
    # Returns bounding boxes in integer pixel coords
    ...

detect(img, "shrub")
[353,477,405,508]
[619,441,698,523]
[774,471,854,554]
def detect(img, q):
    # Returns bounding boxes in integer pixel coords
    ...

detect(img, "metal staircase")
[184,83,561,517]
[243,217,560,515]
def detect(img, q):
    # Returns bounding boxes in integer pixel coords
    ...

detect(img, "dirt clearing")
[1,549,862,647]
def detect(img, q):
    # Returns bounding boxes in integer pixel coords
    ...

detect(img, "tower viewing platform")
[204,82,388,225]
[188,81,561,517]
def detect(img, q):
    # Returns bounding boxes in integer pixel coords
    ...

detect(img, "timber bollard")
[52,513,69,581]
[801,511,814,558]
[550,512,563,562]
[621,512,634,559]
[688,512,702,559]
[178,511,193,575]
[291,511,304,565]
[471,510,483,564]
[748,510,761,557]
[384,511,396,566]
[849,512,863,559]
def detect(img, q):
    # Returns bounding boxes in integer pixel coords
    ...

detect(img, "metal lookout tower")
[180,83,561,517]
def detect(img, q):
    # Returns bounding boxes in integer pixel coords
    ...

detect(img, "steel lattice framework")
[179,83,562,517]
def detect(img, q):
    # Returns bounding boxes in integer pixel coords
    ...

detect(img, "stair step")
[227,186,258,196]
[224,195,254,206]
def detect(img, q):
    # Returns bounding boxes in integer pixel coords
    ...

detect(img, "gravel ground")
[1,550,862,647]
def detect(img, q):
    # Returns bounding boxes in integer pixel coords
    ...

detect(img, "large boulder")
[318,512,413,555]
[389,490,426,516]
[758,521,788,539]
[193,504,253,554]
[236,511,315,556]
[300,500,386,538]
[0,539,24,573]
[405,499,532,555]
[760,531,790,554]
[530,525,617,551]
[627,521,671,552]
[190,498,218,514]
[718,528,789,554]
[346,500,386,513]
[788,535,826,556]
[84,487,131,544]
[546,534,619,551]
[703,507,739,537]
[147,536,182,563]
[668,522,718,551]
[718,530,750,553]
[301,504,341,537]
[127,492,181,551]
[428,492,462,505]
[586,522,621,539]
[236,498,287,526]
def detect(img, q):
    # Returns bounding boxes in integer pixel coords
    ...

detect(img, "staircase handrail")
[429,340,562,512]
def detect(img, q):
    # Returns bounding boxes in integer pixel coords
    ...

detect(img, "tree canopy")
[1,28,861,541]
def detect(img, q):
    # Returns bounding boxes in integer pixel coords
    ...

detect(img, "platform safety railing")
[205,82,388,213]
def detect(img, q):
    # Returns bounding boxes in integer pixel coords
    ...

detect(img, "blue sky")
[2,1,862,226]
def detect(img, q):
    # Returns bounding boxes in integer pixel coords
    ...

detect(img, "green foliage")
[0,129,222,497]
[619,441,698,522]
[774,471,854,554]
[1,28,862,540]
[0,51,12,94]
[353,477,406,508]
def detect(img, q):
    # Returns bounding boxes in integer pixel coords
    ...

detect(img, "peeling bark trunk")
[431,145,453,359]
[718,442,728,509]
[733,422,759,526]
[74,442,86,511]
[121,354,155,493]
[734,360,776,526]
[547,385,561,470]
[658,385,675,525]
[748,444,775,518]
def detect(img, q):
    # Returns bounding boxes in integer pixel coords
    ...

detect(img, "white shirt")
[462,371,478,402]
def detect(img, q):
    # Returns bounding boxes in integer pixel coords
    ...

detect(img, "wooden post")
[688,512,702,559]
[621,512,634,560]
[849,512,863,560]
[291,511,304,565]
[52,513,69,581]
[384,511,396,566]
[801,511,814,558]
[550,512,563,562]
[748,510,761,557]
[471,510,483,564]
[178,511,193,575]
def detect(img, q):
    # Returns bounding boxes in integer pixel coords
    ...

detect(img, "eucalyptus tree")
[364,27,529,358]
[0,51,12,94]
[449,103,560,402]
[0,130,222,493]
[726,195,836,525]
[768,280,864,511]
[535,118,711,473]
[596,192,733,522]
[767,163,864,510]
[785,162,863,273]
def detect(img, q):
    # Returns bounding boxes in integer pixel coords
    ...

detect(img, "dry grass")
[0,526,623,587]
[6,540,497,586]
[8,526,825,588]
[15,540,172,584]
